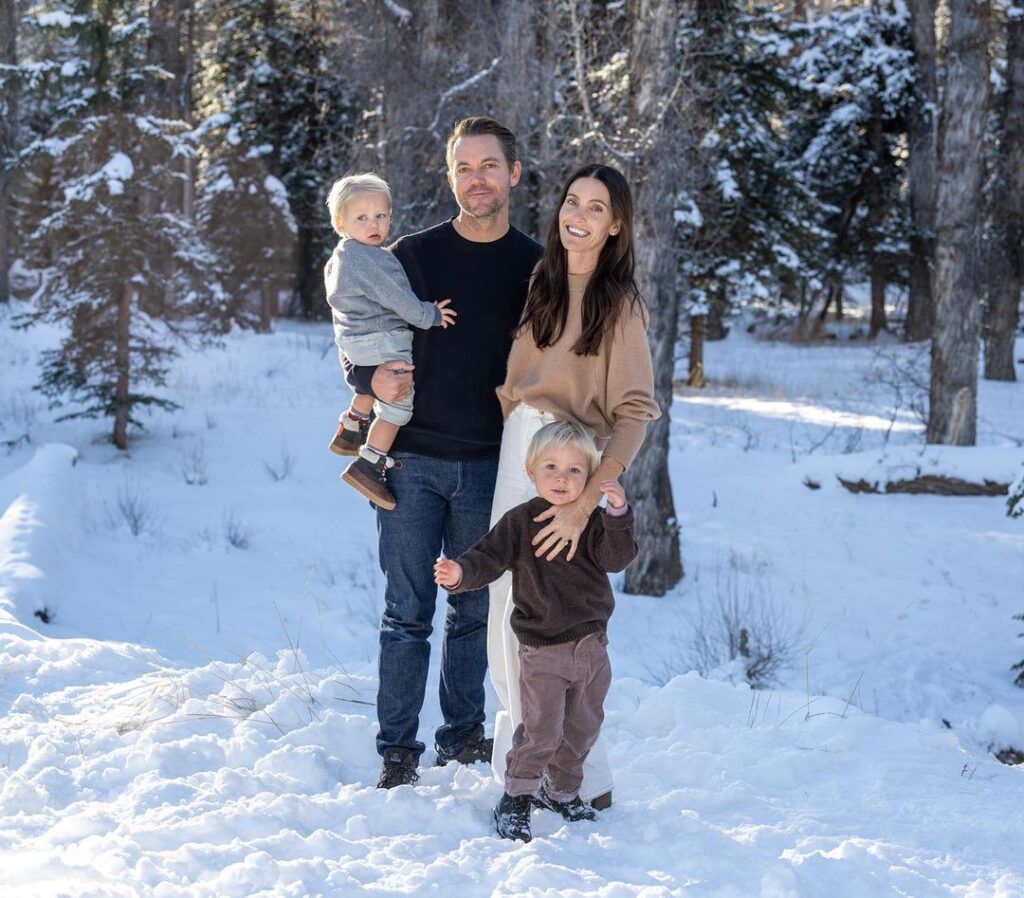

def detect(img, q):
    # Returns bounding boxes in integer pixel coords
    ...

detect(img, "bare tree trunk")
[0,0,17,304]
[905,0,938,341]
[181,0,196,221]
[927,0,990,445]
[866,97,888,339]
[623,0,683,596]
[983,12,1023,382]
[259,284,275,332]
[113,281,132,450]
[496,1,541,237]
[376,0,449,235]
[687,314,705,387]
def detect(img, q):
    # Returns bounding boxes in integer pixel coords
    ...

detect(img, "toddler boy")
[434,421,636,842]
[324,173,456,509]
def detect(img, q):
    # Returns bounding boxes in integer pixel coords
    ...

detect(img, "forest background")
[1,0,1022,595]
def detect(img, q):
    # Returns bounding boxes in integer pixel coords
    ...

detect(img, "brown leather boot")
[328,415,369,456]
[341,450,399,510]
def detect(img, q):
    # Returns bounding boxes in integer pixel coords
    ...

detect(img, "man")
[347,117,542,788]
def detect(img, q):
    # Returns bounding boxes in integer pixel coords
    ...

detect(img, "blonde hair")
[525,421,602,477]
[326,172,392,234]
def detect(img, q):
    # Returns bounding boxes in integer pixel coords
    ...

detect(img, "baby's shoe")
[342,446,399,510]
[329,413,369,456]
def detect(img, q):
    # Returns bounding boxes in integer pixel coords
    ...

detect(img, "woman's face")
[557,177,621,258]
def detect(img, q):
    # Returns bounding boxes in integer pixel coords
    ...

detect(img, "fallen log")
[836,475,1010,496]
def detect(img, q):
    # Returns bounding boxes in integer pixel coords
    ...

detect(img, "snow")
[35,12,81,28]
[0,309,1022,896]
[0,443,80,628]
[674,201,703,229]
[381,0,413,23]
[715,160,741,201]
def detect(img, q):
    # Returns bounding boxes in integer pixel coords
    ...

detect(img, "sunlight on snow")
[678,394,920,432]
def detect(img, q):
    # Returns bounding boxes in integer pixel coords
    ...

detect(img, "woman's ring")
[561,539,570,547]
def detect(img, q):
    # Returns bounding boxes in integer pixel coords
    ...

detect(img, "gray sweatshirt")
[324,237,440,339]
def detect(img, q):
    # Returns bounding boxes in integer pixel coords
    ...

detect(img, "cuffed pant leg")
[546,635,612,801]
[505,643,570,798]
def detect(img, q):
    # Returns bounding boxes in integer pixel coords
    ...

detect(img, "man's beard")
[460,189,506,220]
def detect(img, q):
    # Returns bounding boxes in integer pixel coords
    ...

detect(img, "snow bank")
[1,661,1021,897]
[0,444,81,631]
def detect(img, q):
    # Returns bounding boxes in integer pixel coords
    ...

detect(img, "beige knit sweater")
[497,271,661,469]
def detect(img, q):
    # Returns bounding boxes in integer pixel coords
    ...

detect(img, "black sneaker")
[377,748,418,789]
[494,791,532,842]
[532,781,597,821]
[436,728,494,767]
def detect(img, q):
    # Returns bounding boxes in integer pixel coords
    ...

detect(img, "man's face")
[447,135,521,220]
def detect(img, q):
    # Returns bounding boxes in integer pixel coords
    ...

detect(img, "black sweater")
[448,497,638,646]
[347,219,541,459]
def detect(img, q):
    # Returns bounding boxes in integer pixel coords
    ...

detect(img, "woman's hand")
[434,557,463,588]
[532,502,589,562]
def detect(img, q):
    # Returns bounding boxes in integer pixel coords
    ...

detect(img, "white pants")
[487,404,614,801]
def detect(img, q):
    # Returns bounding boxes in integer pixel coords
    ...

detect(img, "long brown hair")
[519,163,643,357]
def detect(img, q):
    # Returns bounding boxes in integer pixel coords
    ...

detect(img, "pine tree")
[195,117,296,331]
[791,1,915,337]
[15,1,231,449]
[195,0,355,319]
[680,3,817,344]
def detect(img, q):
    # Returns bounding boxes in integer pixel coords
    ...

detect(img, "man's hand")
[434,557,463,588]
[371,360,414,404]
[435,299,457,329]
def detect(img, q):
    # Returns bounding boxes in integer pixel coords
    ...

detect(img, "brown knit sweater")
[447,496,638,646]
[497,271,661,469]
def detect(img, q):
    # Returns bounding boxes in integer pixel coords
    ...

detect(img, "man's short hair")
[326,172,392,232]
[446,117,518,170]
[525,421,602,477]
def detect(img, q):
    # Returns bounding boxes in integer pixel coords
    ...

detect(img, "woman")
[488,163,660,807]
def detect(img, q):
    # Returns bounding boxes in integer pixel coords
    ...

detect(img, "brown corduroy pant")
[504,633,611,801]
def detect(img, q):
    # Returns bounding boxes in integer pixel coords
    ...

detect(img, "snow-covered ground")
[1,306,1022,897]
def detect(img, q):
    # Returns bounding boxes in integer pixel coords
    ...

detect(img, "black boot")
[494,792,532,842]
[377,748,418,789]
[436,725,494,767]
[533,781,597,822]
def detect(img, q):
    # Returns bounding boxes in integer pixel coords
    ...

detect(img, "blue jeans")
[375,451,497,761]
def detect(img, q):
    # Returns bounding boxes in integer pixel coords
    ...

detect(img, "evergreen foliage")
[790,2,916,328]
[679,3,818,331]
[13,1,231,449]
[1008,466,1024,519]
[194,0,356,319]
